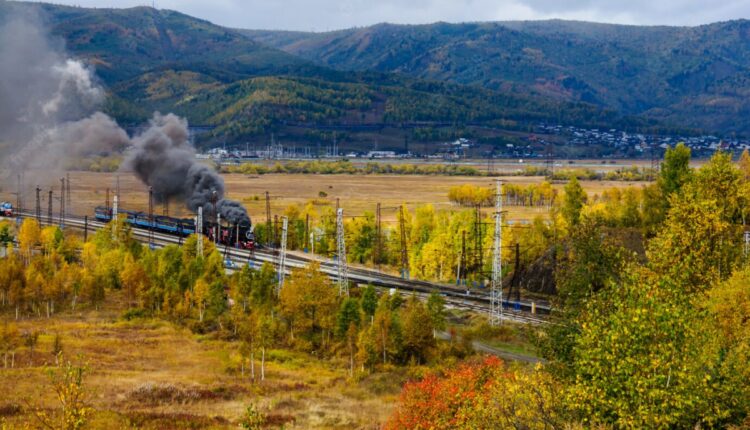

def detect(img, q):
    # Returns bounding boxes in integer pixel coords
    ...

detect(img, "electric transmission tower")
[196,206,204,257]
[277,216,289,296]
[336,208,349,296]
[112,195,119,241]
[490,179,503,326]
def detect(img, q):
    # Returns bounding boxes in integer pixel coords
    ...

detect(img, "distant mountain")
[240,20,750,134]
[0,1,327,85]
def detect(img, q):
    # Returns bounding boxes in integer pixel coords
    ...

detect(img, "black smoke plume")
[124,114,250,225]
[0,9,250,226]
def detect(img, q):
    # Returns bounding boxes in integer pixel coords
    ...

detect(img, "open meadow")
[0,291,403,429]
[0,170,648,225]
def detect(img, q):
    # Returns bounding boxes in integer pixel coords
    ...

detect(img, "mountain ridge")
[239,19,750,133]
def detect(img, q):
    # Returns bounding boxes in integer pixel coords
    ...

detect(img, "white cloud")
[38,0,750,30]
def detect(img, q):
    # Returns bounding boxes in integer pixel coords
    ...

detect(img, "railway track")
[9,211,551,324]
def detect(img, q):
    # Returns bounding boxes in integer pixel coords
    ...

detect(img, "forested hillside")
[242,20,750,133]
[0,2,671,147]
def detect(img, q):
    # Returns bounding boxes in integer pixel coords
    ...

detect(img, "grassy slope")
[0,293,401,429]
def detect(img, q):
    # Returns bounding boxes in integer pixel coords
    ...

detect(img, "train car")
[0,202,13,217]
[92,206,255,250]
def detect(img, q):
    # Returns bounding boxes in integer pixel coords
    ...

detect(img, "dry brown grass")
[0,170,648,225]
[0,298,398,429]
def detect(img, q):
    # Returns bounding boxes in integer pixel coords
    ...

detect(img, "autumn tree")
[370,294,402,365]
[18,218,41,263]
[193,278,209,322]
[426,291,447,338]
[561,176,587,227]
[739,148,750,182]
[120,253,149,309]
[660,142,692,197]
[568,266,724,428]
[279,262,338,350]
[0,320,20,368]
[360,284,378,323]
[648,151,742,289]
[386,357,562,430]
[543,220,629,372]
[400,296,435,364]
[335,297,361,338]
[706,266,750,422]
[35,356,92,430]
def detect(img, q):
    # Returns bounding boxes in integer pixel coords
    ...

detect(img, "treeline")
[386,146,750,428]
[0,217,475,377]
[448,182,558,207]
[515,165,654,181]
[224,160,482,176]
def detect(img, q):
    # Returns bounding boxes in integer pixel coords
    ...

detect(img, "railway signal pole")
[457,230,466,285]
[490,179,503,326]
[277,216,289,296]
[336,208,349,296]
[35,187,41,223]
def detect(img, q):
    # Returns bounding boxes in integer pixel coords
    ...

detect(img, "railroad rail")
[7,211,551,324]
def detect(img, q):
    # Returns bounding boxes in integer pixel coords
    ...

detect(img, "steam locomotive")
[0,202,13,217]
[93,206,255,250]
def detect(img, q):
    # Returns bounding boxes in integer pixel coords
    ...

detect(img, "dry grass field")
[0,293,402,429]
[0,170,647,226]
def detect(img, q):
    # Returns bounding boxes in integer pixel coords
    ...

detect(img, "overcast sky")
[41,0,750,31]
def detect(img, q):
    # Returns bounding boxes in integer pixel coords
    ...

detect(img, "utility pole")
[336,208,349,296]
[457,230,466,285]
[304,213,310,252]
[83,215,88,242]
[197,206,204,257]
[514,242,521,302]
[105,188,110,213]
[116,175,121,209]
[217,213,222,246]
[273,215,279,248]
[399,205,409,280]
[59,177,65,228]
[490,179,503,326]
[211,190,218,244]
[66,173,71,210]
[265,191,271,248]
[277,216,289,296]
[35,187,41,223]
[47,190,53,226]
